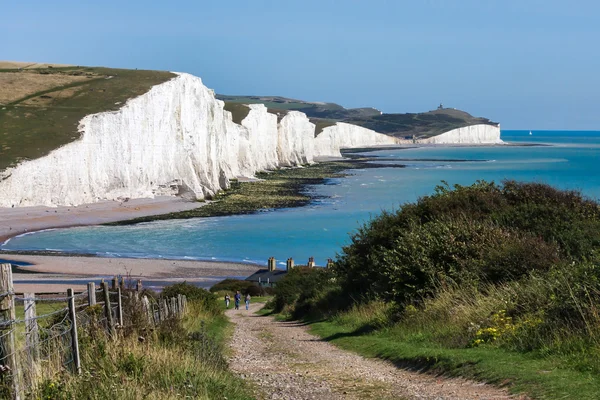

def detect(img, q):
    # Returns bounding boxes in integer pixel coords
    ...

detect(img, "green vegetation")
[108,161,360,225]
[0,66,174,171]
[32,284,252,399]
[223,102,251,124]
[311,118,337,136]
[270,181,600,398]
[345,108,497,139]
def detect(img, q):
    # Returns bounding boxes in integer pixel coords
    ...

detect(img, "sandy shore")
[3,254,261,293]
[0,196,202,244]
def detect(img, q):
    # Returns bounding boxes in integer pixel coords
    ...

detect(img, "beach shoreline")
[3,254,261,293]
[0,196,203,244]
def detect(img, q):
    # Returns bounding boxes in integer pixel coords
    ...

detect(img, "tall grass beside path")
[31,286,253,399]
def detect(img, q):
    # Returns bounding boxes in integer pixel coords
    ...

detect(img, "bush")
[333,181,600,305]
[272,267,339,318]
[210,278,272,296]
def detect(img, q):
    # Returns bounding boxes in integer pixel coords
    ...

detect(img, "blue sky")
[2,0,599,130]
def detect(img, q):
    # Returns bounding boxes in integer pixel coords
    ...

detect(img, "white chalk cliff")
[313,122,398,158]
[416,124,502,144]
[0,73,500,207]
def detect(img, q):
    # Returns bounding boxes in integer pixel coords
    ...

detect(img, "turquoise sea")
[3,130,600,267]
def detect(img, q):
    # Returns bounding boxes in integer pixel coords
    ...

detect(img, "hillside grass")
[268,181,600,399]
[308,307,600,399]
[0,66,174,171]
[30,286,252,399]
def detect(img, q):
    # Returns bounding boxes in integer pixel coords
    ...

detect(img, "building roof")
[245,269,288,283]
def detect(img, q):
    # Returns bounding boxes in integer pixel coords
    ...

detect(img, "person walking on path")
[234,291,241,310]
[225,294,231,308]
[245,294,251,310]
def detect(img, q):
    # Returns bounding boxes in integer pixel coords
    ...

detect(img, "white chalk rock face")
[0,73,259,207]
[314,122,399,158]
[277,112,315,166]
[417,124,502,144]
[239,104,279,173]
[0,69,501,208]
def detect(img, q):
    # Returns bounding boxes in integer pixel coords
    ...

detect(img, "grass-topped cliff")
[218,95,498,137]
[0,62,496,175]
[0,62,174,171]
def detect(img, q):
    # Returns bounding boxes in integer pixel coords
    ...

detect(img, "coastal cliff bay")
[0,63,501,208]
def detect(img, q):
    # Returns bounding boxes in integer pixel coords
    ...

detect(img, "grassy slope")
[32,300,252,399]
[258,294,599,400]
[307,319,599,400]
[0,65,174,171]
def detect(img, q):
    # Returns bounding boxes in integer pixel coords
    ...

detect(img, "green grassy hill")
[218,95,497,138]
[0,63,174,172]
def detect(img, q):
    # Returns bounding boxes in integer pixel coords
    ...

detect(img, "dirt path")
[227,303,518,400]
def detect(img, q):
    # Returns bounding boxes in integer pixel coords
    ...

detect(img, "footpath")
[226,303,518,400]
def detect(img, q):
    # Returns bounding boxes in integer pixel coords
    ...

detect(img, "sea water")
[3,130,600,266]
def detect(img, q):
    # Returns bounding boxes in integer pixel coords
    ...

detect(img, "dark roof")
[245,269,287,283]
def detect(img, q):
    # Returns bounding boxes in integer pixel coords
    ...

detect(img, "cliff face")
[0,73,500,208]
[314,122,399,158]
[416,124,502,144]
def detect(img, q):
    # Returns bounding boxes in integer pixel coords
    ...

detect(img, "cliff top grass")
[0,63,174,172]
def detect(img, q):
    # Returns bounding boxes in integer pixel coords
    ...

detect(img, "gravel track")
[227,303,519,400]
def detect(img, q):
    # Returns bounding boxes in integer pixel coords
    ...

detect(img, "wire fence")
[0,264,187,399]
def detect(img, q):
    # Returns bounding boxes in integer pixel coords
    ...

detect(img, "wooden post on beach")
[87,283,96,306]
[66,288,81,374]
[136,280,143,292]
[116,287,124,328]
[24,293,40,365]
[0,264,21,399]
[111,276,118,291]
[102,282,115,337]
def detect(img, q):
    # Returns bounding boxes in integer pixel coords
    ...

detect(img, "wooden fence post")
[162,298,169,319]
[66,289,81,374]
[177,295,182,317]
[87,282,96,306]
[136,280,142,292]
[171,298,177,318]
[141,296,152,324]
[102,282,115,337]
[23,293,40,365]
[0,264,21,399]
[116,287,123,327]
[111,277,118,291]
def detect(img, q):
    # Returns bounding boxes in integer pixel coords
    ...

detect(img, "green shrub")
[333,181,600,305]
[272,267,339,318]
[209,278,272,296]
